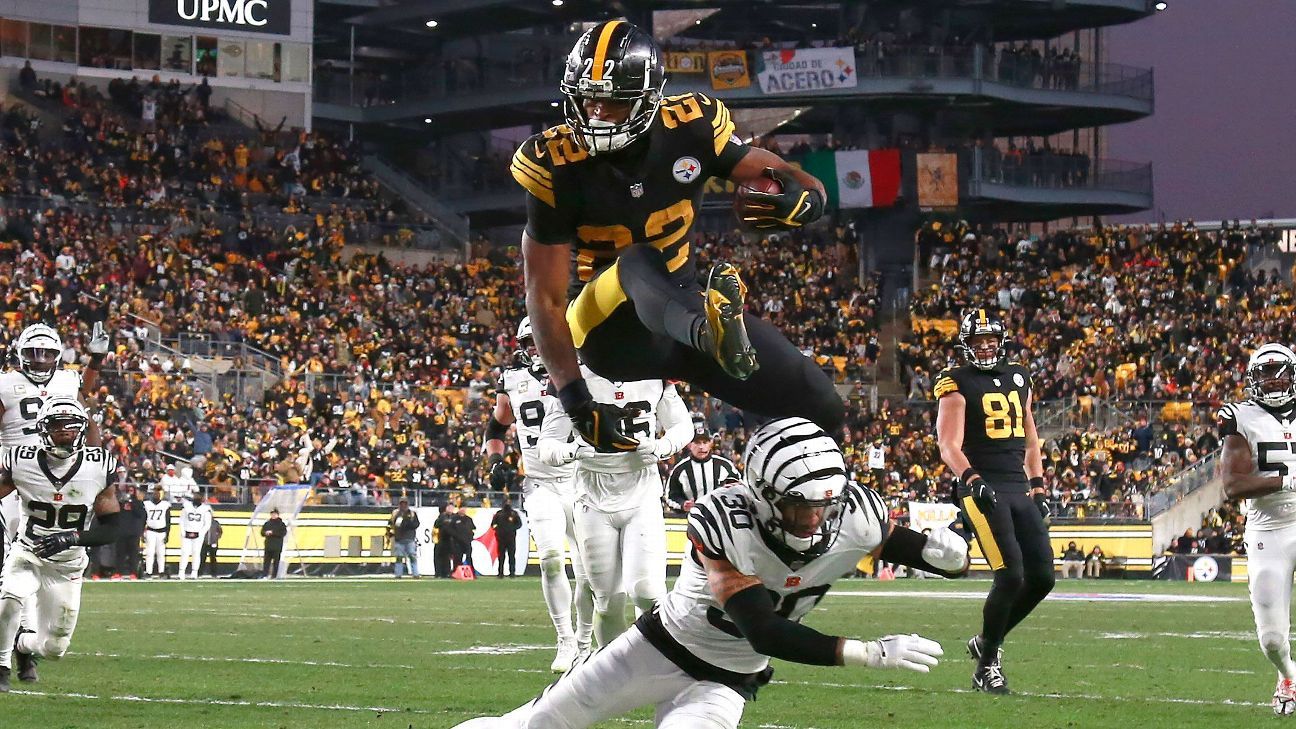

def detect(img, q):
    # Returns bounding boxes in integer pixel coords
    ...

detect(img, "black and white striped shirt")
[666,455,740,509]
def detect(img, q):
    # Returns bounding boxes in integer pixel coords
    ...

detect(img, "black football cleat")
[967,635,1003,665]
[703,263,758,381]
[14,628,37,683]
[973,663,1010,695]
[0,666,10,693]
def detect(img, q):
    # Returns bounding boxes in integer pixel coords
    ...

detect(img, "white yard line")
[9,688,430,715]
[827,590,1245,603]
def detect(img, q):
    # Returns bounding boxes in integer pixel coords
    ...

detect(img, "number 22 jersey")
[658,482,890,675]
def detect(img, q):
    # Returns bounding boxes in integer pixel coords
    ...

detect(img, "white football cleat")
[1275,676,1296,716]
[550,639,578,674]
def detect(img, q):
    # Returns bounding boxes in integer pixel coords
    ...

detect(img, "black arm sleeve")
[75,510,122,548]
[878,525,967,579]
[723,584,840,666]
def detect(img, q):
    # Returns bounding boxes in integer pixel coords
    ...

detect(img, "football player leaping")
[1219,343,1296,716]
[452,418,968,729]
[484,317,595,673]
[0,397,124,691]
[537,366,693,649]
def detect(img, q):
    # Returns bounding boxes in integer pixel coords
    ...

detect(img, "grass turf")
[4,576,1280,728]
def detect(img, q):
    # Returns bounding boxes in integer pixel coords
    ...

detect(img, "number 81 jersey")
[4,444,117,564]
[0,369,82,446]
[933,362,1032,488]
[1218,401,1296,530]
[659,482,890,675]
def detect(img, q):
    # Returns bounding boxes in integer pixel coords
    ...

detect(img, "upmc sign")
[149,0,292,35]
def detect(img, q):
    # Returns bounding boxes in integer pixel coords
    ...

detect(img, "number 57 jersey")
[4,444,117,566]
[1219,401,1296,531]
[658,482,890,675]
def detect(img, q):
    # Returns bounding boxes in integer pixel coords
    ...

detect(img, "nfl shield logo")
[630,183,644,198]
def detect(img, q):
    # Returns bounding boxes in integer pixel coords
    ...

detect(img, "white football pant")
[526,481,593,646]
[575,468,667,646]
[1,493,40,629]
[0,545,83,668]
[178,537,203,579]
[1247,526,1296,680]
[449,623,745,729]
[144,531,168,575]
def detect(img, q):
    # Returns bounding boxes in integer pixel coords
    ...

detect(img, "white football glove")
[652,438,679,460]
[842,634,943,673]
[1282,473,1296,492]
[88,321,110,356]
[921,527,969,572]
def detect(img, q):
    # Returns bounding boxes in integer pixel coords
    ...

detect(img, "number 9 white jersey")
[659,482,889,675]
[1219,401,1296,531]
[497,367,575,485]
[2,444,117,564]
[0,369,82,446]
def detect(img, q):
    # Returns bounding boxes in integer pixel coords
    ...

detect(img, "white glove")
[1282,473,1296,492]
[842,634,943,673]
[652,438,679,460]
[572,441,596,462]
[88,321,110,356]
[921,527,969,572]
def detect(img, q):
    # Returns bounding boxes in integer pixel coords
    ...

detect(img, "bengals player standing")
[514,20,843,453]
[935,308,1053,695]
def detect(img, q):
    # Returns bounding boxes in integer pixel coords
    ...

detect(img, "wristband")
[840,639,877,667]
[961,468,979,487]
[1029,477,1045,492]
[557,379,592,412]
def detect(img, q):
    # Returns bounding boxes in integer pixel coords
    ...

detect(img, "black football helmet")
[957,308,1007,370]
[560,20,665,155]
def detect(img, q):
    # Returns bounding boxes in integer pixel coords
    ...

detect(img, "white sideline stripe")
[828,590,1245,603]
[436,644,552,656]
[9,689,430,714]
[73,651,418,670]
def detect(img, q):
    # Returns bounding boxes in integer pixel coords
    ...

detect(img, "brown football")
[734,176,783,222]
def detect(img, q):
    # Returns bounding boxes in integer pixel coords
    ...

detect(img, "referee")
[665,433,739,513]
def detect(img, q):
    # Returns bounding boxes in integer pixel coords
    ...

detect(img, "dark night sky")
[1105,0,1296,223]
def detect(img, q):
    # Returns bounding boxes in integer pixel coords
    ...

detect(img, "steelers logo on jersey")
[673,156,701,184]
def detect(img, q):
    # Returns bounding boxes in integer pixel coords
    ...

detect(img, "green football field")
[4,576,1282,728]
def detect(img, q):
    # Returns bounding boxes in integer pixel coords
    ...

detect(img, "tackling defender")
[0,397,123,691]
[1219,342,1296,715]
[453,418,967,729]
[516,20,843,456]
[935,309,1053,694]
[484,317,594,672]
[538,366,692,647]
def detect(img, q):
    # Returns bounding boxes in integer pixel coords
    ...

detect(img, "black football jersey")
[511,92,747,293]
[934,363,1033,488]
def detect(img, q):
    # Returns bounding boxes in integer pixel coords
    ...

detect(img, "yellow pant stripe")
[962,496,1005,570]
[566,260,628,348]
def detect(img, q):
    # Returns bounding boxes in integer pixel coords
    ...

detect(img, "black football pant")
[263,548,282,578]
[497,535,517,577]
[957,486,1055,666]
[568,245,844,434]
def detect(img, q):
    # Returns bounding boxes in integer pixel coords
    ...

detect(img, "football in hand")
[734,175,783,224]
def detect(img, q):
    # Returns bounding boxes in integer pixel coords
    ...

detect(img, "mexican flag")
[800,149,902,209]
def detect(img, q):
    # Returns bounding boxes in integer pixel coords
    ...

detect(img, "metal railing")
[1145,451,1220,519]
[969,146,1153,196]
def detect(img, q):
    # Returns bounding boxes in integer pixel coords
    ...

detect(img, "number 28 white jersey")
[0,369,82,446]
[497,366,574,485]
[660,482,890,674]
[3,444,117,564]
[1219,400,1296,530]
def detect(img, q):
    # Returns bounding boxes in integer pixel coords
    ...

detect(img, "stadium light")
[1154,1,1167,10]
[552,0,563,5]
[550,101,560,107]
[425,19,438,28]
[423,117,432,123]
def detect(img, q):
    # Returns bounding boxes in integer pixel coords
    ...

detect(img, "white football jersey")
[1219,401,1296,530]
[0,369,81,446]
[180,501,213,539]
[497,366,574,486]
[144,498,172,530]
[3,444,117,564]
[660,482,889,674]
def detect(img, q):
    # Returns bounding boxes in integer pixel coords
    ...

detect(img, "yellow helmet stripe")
[591,20,624,81]
[978,309,987,327]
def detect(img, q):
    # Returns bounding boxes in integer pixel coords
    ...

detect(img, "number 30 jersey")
[659,482,890,675]
[933,362,1033,490]
[1218,400,1296,531]
[2,444,117,564]
[497,366,575,485]
[0,369,82,446]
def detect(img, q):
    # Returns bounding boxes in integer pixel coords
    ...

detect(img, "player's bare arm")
[92,481,121,518]
[1023,391,1045,485]
[936,390,974,477]
[1222,433,1283,499]
[523,232,581,392]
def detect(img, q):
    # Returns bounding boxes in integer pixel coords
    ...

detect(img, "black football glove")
[486,453,505,481]
[558,380,641,453]
[737,167,826,229]
[967,477,997,515]
[33,531,81,559]
[1033,491,1052,524]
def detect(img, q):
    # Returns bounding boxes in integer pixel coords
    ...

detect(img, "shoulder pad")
[661,92,735,157]
[933,369,959,399]
[510,134,557,207]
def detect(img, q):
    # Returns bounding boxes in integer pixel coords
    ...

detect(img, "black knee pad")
[992,568,1026,594]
